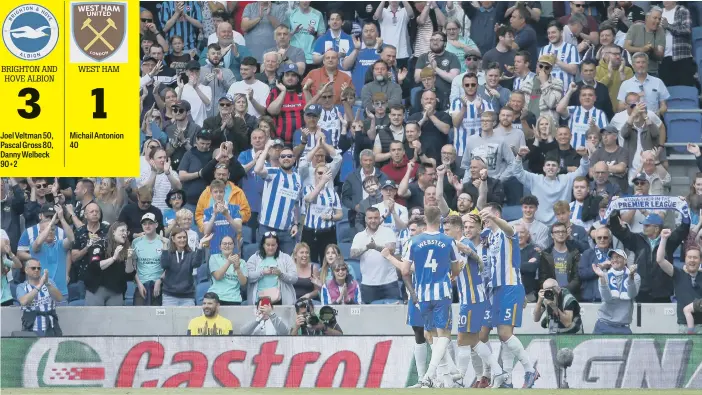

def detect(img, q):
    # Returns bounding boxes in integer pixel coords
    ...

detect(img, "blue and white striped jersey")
[566,106,608,148]
[569,201,594,230]
[513,72,535,92]
[259,167,302,230]
[455,237,486,305]
[16,280,57,333]
[486,228,522,288]
[407,231,456,302]
[539,42,580,93]
[302,184,341,230]
[450,96,493,157]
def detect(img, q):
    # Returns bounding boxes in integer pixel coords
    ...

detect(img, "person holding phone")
[240,296,289,335]
[209,236,248,305]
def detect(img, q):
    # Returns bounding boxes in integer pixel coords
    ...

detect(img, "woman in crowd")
[84,222,134,306]
[257,116,276,138]
[96,178,128,225]
[163,189,188,235]
[444,20,479,73]
[321,259,361,305]
[160,228,211,306]
[245,232,298,305]
[138,146,182,213]
[233,93,258,137]
[292,242,320,301]
[526,114,557,174]
[209,235,248,305]
[140,107,167,149]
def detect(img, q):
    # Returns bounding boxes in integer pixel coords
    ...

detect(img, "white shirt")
[227,80,271,117]
[176,84,212,127]
[662,7,675,58]
[350,226,398,286]
[373,201,408,235]
[137,156,176,213]
[379,7,411,59]
[207,31,246,47]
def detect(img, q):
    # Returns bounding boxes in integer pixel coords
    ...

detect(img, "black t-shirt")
[84,244,128,295]
[117,203,164,240]
[672,267,702,325]
[408,111,452,164]
[617,4,645,33]
[405,182,425,210]
[71,222,110,283]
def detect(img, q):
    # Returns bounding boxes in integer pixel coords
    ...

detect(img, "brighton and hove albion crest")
[71,2,126,62]
[2,4,59,61]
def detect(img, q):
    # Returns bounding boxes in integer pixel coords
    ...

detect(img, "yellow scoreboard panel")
[0,0,139,176]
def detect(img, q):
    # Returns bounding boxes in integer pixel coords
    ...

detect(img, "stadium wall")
[1,336,700,389]
[0,303,681,336]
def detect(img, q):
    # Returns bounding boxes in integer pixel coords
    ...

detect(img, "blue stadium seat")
[196,282,211,305]
[664,113,702,152]
[339,150,356,183]
[10,282,17,301]
[68,299,85,306]
[667,86,699,109]
[347,259,362,283]
[243,243,258,261]
[501,205,523,222]
[336,220,350,243]
[410,86,423,110]
[241,226,254,245]
[338,242,352,259]
[370,299,402,304]
[693,26,702,59]
[125,281,136,306]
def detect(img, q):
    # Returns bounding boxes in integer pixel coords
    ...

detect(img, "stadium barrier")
[0,335,700,389]
[0,304,681,336]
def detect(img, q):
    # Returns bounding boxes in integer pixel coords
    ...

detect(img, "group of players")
[382,204,539,389]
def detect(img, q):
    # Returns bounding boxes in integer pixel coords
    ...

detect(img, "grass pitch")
[0,389,697,395]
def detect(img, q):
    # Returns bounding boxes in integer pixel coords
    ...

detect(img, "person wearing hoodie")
[195,164,251,233]
[199,43,236,119]
[354,176,385,234]
[240,298,290,335]
[361,60,403,111]
[161,229,212,306]
[509,143,593,225]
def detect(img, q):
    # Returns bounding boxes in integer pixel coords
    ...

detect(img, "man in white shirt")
[227,56,270,117]
[373,180,408,238]
[207,9,246,47]
[373,1,415,68]
[176,61,212,127]
[350,206,400,304]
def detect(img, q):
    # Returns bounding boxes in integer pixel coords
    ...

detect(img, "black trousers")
[659,56,697,87]
[301,226,337,265]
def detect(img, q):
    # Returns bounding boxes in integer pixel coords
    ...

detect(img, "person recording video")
[240,296,289,336]
[290,298,343,336]
[533,278,583,334]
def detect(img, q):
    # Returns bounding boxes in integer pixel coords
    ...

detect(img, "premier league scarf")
[607,268,631,300]
[601,195,690,224]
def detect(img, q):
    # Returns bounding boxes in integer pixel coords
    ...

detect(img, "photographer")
[290,299,343,336]
[240,297,289,336]
[532,278,583,334]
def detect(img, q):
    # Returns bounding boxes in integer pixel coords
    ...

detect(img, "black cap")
[173,100,191,111]
[186,60,201,70]
[142,55,157,63]
[381,180,398,189]
[41,203,55,216]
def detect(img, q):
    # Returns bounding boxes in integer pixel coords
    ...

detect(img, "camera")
[179,72,189,85]
[304,312,320,327]
[544,289,555,301]
[318,306,338,326]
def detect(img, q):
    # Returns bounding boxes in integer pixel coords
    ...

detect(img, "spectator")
[558,1,599,43]
[354,176,384,233]
[70,179,97,229]
[415,31,461,97]
[95,178,128,225]
[451,74,493,162]
[530,54,564,121]
[616,52,669,116]
[208,235,247,305]
[459,111,510,181]
[374,180,408,236]
[292,242,320,301]
[463,2,506,57]
[624,7,666,76]
[414,67,450,112]
[290,298,343,335]
[374,106,407,168]
[408,90,452,164]
[301,164,342,264]
[556,84,608,150]
[516,223,542,301]
[539,21,581,94]
[563,13,590,54]
[589,126,629,194]
[350,207,400,304]
[266,63,306,146]
[358,92,391,160]
[240,1,286,62]
[245,231,298,305]
[361,60,403,111]
[659,2,694,87]
[117,187,164,240]
[312,11,353,67]
[342,151,389,229]
[569,59,614,119]
[510,196,550,250]
[403,121,435,166]
[140,8,168,51]
[257,52,281,88]
[159,1,202,51]
[132,213,168,306]
[657,230,702,333]
[202,94,248,153]
[147,44,178,87]
[445,19,480,73]
[591,249,640,334]
[374,1,415,69]
[163,99,199,170]
[202,179,244,253]
[206,9,246,47]
[176,130,213,213]
[240,298,290,335]
[589,161,623,203]
[481,26,516,82]
[570,176,602,231]
[398,162,437,210]
[525,114,557,173]
[70,202,108,296]
[461,158,506,207]
[160,229,210,306]
[595,44,633,110]
[552,200,591,253]
[321,259,361,305]
[139,146,183,213]
[83,222,134,306]
[228,58,270,118]
[436,144,466,207]
[478,63,511,113]
[579,226,613,303]
[176,61,212,127]
[532,278,583,334]
[510,5,539,71]
[199,44,236,120]
[607,2,645,35]
[187,292,233,335]
[22,177,55,229]
[609,203,690,303]
[289,1,326,71]
[507,91,536,134]
[265,24,306,76]
[613,98,664,183]
[511,51,535,103]
[304,51,352,106]
[637,150,671,195]
[449,53,486,103]
[32,209,74,302]
[315,85,349,151]
[539,222,582,298]
[17,261,63,336]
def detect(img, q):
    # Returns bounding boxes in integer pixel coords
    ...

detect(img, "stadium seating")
[243,243,258,261]
[370,299,402,304]
[693,26,702,60]
[664,112,702,152]
[347,259,362,283]
[410,86,423,110]
[125,281,135,306]
[502,205,523,222]
[338,242,352,260]
[195,282,210,305]
[336,219,352,243]
[666,86,699,109]
[241,226,253,245]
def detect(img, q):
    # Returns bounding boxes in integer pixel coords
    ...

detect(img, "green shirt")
[289,7,326,64]
[208,254,247,303]
[257,257,280,291]
[446,37,478,73]
[133,236,165,283]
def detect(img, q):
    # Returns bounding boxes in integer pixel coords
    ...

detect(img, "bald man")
[532,277,582,334]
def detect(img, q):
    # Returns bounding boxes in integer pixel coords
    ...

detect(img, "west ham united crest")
[71,2,127,62]
[2,4,59,61]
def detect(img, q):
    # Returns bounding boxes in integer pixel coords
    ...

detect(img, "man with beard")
[408,90,452,164]
[361,60,403,110]
[595,44,633,111]
[589,161,623,202]
[241,1,286,62]
[187,292,233,335]
[177,130,214,212]
[460,111,510,182]
[206,10,246,47]
[461,158,505,207]
[398,162,437,210]
[589,126,629,194]
[414,32,461,99]
[227,57,270,118]
[201,94,248,154]
[343,21,382,91]
[266,63,306,146]
[373,105,406,168]
[303,50,351,105]
[254,141,302,255]
[451,73,493,163]
[450,53,485,103]
[199,22,253,81]
[200,44,236,119]
[539,21,581,95]
[265,24,306,75]
[69,202,108,300]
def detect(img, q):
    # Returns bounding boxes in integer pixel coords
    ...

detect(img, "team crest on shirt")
[92,248,100,254]
[156,248,162,255]
[441,59,449,67]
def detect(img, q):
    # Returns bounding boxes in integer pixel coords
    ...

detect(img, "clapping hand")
[200,233,214,248]
[592,263,606,278]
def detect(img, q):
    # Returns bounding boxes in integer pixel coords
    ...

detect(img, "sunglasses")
[538,64,552,70]
[28,267,41,271]
[170,195,183,200]
[466,56,480,61]
[172,108,186,114]
[139,200,152,205]
[596,236,610,240]
[573,4,585,8]
[219,103,232,107]
[148,145,159,150]
[264,231,277,237]
[634,181,647,186]
[280,154,294,159]
[335,267,348,272]
[36,183,48,189]
[463,83,477,87]
[141,18,153,23]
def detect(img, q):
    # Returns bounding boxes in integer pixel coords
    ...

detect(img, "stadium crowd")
[2,1,702,343]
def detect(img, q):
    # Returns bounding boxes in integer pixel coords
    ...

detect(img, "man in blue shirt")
[312,11,353,66]
[30,206,75,302]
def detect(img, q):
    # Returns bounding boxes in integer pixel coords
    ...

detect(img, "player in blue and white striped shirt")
[539,21,580,94]
[556,84,608,149]
[301,163,343,264]
[254,141,302,255]
[479,204,538,388]
[16,259,63,336]
[450,73,493,158]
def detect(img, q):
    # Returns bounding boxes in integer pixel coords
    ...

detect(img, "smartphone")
[260,297,272,307]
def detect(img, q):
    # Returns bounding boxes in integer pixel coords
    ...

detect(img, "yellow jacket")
[595,58,634,111]
[195,181,251,233]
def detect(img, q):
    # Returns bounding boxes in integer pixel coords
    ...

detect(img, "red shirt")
[233,1,254,33]
[266,88,305,145]
[380,156,418,207]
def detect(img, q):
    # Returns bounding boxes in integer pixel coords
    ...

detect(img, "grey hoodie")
[161,248,206,298]
[240,312,290,335]
[597,272,641,325]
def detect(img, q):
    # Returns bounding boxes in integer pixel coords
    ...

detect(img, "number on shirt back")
[424,249,438,273]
